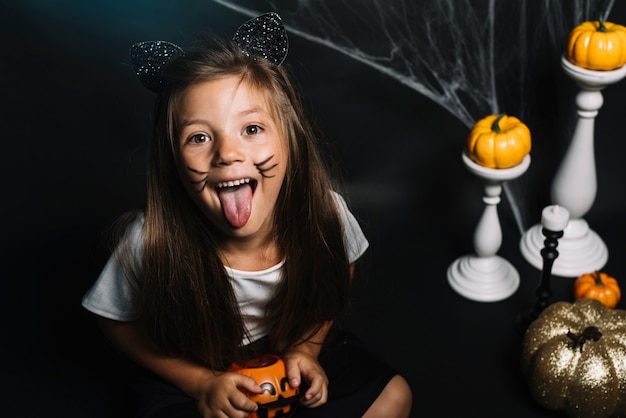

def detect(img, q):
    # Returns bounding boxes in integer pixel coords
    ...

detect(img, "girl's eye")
[243,125,263,136]
[188,133,211,144]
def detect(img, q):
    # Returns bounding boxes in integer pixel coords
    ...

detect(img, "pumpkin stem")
[594,270,604,287]
[567,326,602,352]
[598,15,608,32]
[491,113,505,133]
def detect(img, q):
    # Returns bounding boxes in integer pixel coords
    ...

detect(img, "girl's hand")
[283,350,328,408]
[196,371,263,418]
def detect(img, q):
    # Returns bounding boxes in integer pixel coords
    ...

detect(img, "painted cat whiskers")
[186,166,211,192]
[254,155,278,178]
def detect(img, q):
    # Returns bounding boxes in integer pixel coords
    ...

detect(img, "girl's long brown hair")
[123,39,350,370]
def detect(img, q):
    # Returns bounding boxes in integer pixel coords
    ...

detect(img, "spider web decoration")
[210,0,616,233]
[210,0,614,128]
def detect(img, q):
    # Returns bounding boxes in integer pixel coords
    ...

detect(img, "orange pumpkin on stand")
[567,17,626,71]
[229,355,300,418]
[466,113,532,169]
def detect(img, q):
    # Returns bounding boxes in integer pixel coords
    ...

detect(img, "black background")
[2,1,626,417]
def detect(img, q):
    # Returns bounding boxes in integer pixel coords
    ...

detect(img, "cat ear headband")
[130,12,289,93]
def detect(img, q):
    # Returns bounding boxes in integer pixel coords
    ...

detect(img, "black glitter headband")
[130,12,289,93]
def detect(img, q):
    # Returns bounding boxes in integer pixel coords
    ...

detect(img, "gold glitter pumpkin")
[521,298,626,418]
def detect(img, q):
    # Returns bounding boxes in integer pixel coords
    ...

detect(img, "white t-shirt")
[82,192,368,343]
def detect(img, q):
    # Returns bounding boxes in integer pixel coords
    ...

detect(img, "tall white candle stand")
[520,56,626,277]
[448,152,531,302]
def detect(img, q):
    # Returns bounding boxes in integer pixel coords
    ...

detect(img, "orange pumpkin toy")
[567,17,626,71]
[574,271,621,309]
[466,113,532,169]
[229,355,300,418]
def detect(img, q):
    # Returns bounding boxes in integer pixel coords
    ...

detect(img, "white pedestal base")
[447,255,520,302]
[520,218,607,278]
[522,57,625,278]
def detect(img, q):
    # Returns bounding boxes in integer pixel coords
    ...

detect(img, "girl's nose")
[213,135,245,166]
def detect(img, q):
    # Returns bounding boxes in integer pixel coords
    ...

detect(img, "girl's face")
[176,76,288,244]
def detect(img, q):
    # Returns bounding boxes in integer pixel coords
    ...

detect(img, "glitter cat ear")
[232,12,289,66]
[130,13,287,92]
[130,40,184,93]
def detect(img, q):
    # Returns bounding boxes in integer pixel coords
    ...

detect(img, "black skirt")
[132,331,396,418]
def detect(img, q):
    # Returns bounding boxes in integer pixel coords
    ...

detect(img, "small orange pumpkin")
[567,17,626,70]
[466,113,531,169]
[574,271,621,309]
[229,355,300,418]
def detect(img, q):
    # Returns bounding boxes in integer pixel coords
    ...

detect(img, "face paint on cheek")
[186,166,210,192]
[254,155,278,178]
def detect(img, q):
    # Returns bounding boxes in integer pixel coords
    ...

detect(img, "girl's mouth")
[216,177,253,190]
[215,178,257,228]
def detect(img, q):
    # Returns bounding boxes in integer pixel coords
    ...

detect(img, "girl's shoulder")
[329,190,370,262]
[119,211,145,245]
[110,211,146,258]
[330,190,356,222]
[330,190,348,211]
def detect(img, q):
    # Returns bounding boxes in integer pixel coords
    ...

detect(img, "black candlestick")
[516,205,569,334]
[530,227,564,317]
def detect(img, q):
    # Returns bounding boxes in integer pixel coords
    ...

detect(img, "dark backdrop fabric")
[2,1,626,417]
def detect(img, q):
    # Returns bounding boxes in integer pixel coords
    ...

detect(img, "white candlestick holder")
[448,152,531,302]
[520,56,626,277]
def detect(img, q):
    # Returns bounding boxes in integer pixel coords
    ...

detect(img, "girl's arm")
[283,320,332,408]
[282,263,356,408]
[97,317,262,416]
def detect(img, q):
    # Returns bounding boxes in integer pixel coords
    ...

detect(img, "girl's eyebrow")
[179,107,270,130]
[179,118,210,128]
[182,108,265,123]
[239,107,267,117]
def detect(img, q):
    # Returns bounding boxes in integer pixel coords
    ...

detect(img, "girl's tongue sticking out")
[217,181,253,228]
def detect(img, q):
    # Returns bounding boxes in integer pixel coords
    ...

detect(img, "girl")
[82,13,412,418]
